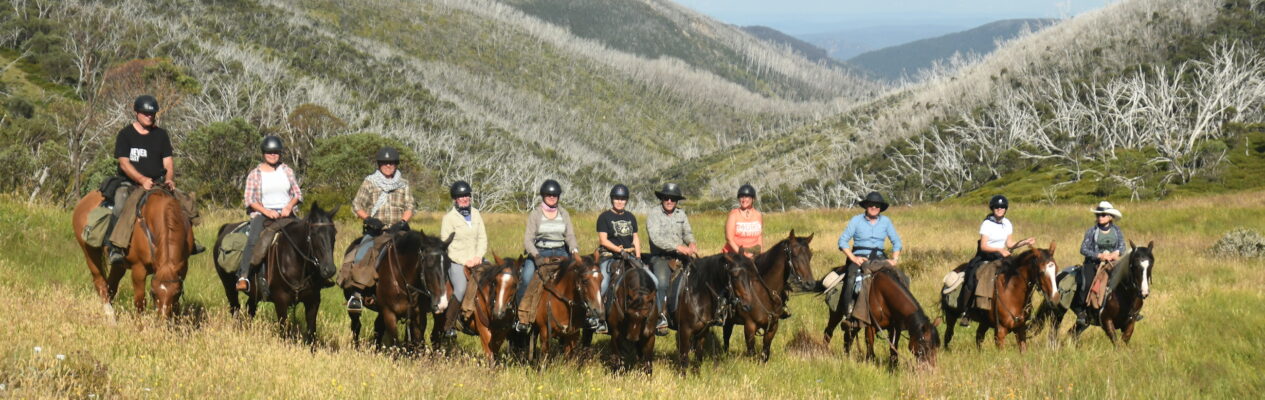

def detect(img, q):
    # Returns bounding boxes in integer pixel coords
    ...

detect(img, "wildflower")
[33,346,42,353]
[56,354,66,361]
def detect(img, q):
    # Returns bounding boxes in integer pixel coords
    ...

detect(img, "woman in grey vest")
[1073,201,1125,325]
[513,179,580,332]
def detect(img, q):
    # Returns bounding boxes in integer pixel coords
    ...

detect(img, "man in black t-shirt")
[106,95,195,264]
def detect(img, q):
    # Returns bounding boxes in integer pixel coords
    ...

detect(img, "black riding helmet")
[450,180,472,198]
[737,183,756,198]
[609,184,629,199]
[260,135,284,153]
[539,179,562,197]
[376,147,400,164]
[989,195,1009,210]
[134,95,159,114]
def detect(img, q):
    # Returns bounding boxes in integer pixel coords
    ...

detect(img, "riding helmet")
[989,195,1009,210]
[737,183,756,199]
[450,180,472,199]
[260,135,284,153]
[133,95,159,114]
[609,184,630,199]
[539,179,562,197]
[375,147,400,163]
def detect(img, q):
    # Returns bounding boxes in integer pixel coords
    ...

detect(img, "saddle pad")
[974,259,1001,311]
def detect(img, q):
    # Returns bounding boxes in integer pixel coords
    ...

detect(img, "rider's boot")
[108,245,127,266]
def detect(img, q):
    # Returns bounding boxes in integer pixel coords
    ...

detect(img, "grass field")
[1,192,1262,398]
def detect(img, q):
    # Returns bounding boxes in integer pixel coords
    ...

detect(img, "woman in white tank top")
[235,136,303,291]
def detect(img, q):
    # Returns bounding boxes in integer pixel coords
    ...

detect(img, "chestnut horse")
[213,204,339,343]
[1035,241,1154,346]
[72,186,193,320]
[346,230,452,350]
[834,267,940,368]
[722,232,816,361]
[452,256,523,362]
[527,254,603,364]
[942,244,1059,352]
[603,253,658,374]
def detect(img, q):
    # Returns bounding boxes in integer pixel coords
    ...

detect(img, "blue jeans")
[516,247,570,303]
[353,234,375,263]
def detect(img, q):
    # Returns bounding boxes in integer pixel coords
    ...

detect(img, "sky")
[673,0,1116,35]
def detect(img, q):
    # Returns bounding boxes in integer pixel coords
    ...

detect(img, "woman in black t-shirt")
[596,184,642,294]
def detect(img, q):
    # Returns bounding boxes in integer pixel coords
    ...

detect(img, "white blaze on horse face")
[591,270,603,305]
[1140,259,1151,297]
[496,272,514,313]
[1044,262,1058,298]
[436,290,449,313]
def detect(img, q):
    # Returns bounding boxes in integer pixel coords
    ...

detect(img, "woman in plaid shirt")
[235,136,303,291]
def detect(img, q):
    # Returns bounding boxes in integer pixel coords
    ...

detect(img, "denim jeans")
[516,247,570,303]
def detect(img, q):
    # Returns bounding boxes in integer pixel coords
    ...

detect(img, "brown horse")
[671,253,753,374]
[527,254,603,364]
[942,244,1059,351]
[345,230,452,350]
[72,186,193,320]
[603,253,658,374]
[451,256,523,362]
[213,204,339,343]
[834,267,940,368]
[722,232,816,361]
[1035,241,1154,346]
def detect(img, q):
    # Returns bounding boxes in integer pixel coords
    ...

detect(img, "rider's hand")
[465,258,481,267]
[1001,250,1011,257]
[165,179,175,190]
[281,206,293,218]
[852,256,868,265]
[141,177,154,190]
[888,257,899,266]
[265,209,280,219]
[364,217,385,231]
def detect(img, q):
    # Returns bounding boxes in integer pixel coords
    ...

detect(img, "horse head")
[415,231,453,313]
[1129,240,1155,299]
[490,257,522,320]
[1027,242,1060,305]
[571,255,605,325]
[784,230,816,291]
[723,252,760,314]
[306,202,340,279]
[909,316,941,367]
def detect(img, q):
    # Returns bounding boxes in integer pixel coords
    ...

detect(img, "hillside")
[740,25,842,67]
[798,24,967,61]
[848,19,1058,82]
[0,0,880,212]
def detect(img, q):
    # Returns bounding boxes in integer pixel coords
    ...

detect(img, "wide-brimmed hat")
[1091,201,1123,219]
[654,183,686,201]
[858,191,889,212]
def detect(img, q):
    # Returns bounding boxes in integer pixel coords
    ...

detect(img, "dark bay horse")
[72,187,193,320]
[722,232,816,361]
[942,244,1059,352]
[672,253,754,373]
[213,204,339,342]
[345,230,452,350]
[527,254,604,364]
[1035,241,1154,346]
[452,256,523,362]
[836,267,940,368]
[603,254,658,374]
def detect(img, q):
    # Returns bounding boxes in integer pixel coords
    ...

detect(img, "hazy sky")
[673,0,1116,34]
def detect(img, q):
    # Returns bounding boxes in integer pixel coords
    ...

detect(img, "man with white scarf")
[340,146,415,313]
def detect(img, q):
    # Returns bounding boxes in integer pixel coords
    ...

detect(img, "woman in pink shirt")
[723,184,763,258]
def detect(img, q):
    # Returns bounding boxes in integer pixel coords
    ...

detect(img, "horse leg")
[692,331,705,374]
[974,322,989,349]
[864,325,877,363]
[676,328,693,373]
[301,294,319,345]
[1122,318,1137,345]
[760,320,778,362]
[130,263,148,313]
[219,269,241,316]
[640,337,655,375]
[372,314,386,350]
[1016,323,1028,353]
[722,320,734,353]
[381,311,400,349]
[942,316,957,351]
[1103,316,1119,346]
[995,323,1009,350]
[349,311,363,348]
[274,296,292,339]
[744,320,758,358]
[843,325,858,356]
[887,327,900,370]
[823,308,843,344]
[477,323,496,363]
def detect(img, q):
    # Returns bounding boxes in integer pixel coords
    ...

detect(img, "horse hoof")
[103,304,117,324]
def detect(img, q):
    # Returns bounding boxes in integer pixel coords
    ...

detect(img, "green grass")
[1,192,1263,398]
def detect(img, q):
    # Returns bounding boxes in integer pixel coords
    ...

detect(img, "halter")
[269,220,335,296]
[781,240,813,290]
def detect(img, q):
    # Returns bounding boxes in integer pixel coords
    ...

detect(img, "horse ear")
[932,316,942,328]
[805,232,814,243]
[788,230,795,239]
[1129,240,1136,250]
[329,205,341,217]
[1147,240,1154,250]
[444,232,455,245]
[492,252,502,265]
[1048,241,1056,253]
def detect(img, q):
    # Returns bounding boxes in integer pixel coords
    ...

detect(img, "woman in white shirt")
[955,195,1033,322]
[236,136,303,291]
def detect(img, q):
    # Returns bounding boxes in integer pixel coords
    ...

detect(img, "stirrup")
[513,321,530,333]
[235,278,249,292]
[347,294,364,313]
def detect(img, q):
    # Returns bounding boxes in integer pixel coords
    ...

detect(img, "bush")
[179,119,262,207]
[1209,228,1265,258]
[305,133,432,217]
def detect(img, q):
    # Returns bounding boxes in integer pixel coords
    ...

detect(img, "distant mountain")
[739,25,840,66]
[847,19,1058,82]
[797,24,967,60]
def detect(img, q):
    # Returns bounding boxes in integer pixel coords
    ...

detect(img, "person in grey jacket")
[514,179,580,332]
[646,182,696,332]
[1073,201,1126,325]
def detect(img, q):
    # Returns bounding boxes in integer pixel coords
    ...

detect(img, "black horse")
[671,253,756,374]
[723,232,816,361]
[345,230,452,350]
[1035,241,1155,346]
[213,203,339,343]
[603,253,659,374]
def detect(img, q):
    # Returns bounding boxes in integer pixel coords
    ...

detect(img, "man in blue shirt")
[836,191,903,313]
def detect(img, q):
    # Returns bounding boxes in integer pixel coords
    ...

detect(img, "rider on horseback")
[513,179,581,333]
[234,136,303,292]
[441,180,488,336]
[1072,201,1126,326]
[341,147,415,313]
[954,195,1034,325]
[835,192,902,315]
[723,184,763,259]
[106,95,203,266]
[646,182,696,334]
[595,183,651,334]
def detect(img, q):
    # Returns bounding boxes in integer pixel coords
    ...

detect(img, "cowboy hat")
[1091,201,1123,219]
[858,191,889,212]
[654,183,686,201]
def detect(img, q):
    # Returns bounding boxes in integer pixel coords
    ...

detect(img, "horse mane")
[997,248,1041,276]
[752,237,790,267]
[157,191,190,264]
[873,267,935,344]
[690,255,732,287]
